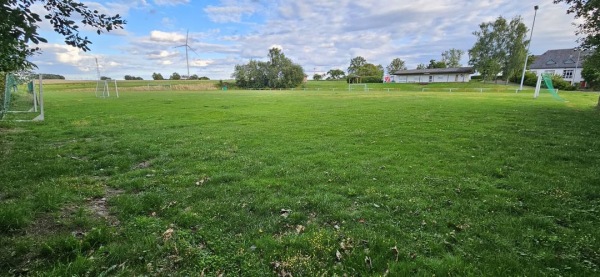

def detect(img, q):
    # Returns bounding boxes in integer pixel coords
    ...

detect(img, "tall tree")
[0,0,125,72]
[313,74,323,81]
[441,49,464,68]
[348,56,367,75]
[386,58,407,74]
[416,63,427,70]
[469,16,528,82]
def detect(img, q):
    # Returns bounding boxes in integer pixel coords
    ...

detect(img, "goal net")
[534,73,563,101]
[348,84,368,92]
[1,73,44,121]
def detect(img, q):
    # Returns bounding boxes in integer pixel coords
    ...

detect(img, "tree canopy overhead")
[554,0,600,49]
[0,0,126,72]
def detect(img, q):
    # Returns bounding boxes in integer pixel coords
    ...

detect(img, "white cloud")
[191,59,214,67]
[148,50,180,60]
[150,30,186,43]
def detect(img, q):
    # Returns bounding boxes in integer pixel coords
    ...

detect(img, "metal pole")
[573,49,581,86]
[519,5,539,92]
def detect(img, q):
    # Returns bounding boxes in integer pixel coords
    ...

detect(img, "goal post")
[1,72,44,121]
[348,83,368,92]
[534,73,563,101]
[95,79,119,98]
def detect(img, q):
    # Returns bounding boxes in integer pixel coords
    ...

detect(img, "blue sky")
[30,0,582,80]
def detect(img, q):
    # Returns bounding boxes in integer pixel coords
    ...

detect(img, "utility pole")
[519,5,539,92]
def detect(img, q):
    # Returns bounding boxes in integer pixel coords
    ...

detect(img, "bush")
[510,72,576,91]
[550,75,576,91]
[346,76,382,84]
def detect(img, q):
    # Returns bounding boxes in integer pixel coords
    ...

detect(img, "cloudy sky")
[30,0,582,80]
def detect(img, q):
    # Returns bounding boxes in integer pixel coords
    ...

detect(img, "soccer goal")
[534,73,563,101]
[95,79,119,98]
[1,73,44,122]
[348,83,368,92]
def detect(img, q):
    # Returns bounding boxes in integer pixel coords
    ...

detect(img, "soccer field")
[1,84,599,275]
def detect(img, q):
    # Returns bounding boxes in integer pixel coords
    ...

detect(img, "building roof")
[530,48,592,69]
[393,67,474,76]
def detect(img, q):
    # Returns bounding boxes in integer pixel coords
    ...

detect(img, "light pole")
[519,5,539,92]
[572,48,581,86]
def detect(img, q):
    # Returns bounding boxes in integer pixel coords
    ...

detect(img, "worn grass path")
[1,86,599,275]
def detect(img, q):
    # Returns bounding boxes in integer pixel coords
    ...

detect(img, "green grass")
[1,81,599,275]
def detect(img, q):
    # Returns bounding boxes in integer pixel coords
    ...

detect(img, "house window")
[544,70,555,75]
[563,70,574,79]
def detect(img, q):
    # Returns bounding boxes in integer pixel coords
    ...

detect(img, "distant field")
[1,83,599,275]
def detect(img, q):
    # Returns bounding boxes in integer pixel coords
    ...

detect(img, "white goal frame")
[95,79,119,98]
[1,74,44,122]
[348,84,368,92]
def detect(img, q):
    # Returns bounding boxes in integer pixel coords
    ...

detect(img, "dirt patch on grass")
[88,187,125,226]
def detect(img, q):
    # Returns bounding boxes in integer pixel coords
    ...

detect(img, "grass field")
[1,81,599,275]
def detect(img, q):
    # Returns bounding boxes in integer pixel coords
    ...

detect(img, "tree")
[124,75,142,80]
[231,48,305,89]
[346,56,384,83]
[347,56,367,75]
[326,69,345,80]
[427,59,447,69]
[582,50,600,90]
[170,72,181,80]
[199,76,210,80]
[0,0,125,72]
[152,72,164,80]
[188,74,199,80]
[416,63,426,70]
[100,76,111,80]
[553,0,600,48]
[313,74,323,81]
[386,58,407,74]
[468,16,528,82]
[441,49,464,68]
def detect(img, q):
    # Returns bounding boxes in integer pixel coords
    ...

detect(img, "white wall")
[393,74,469,83]
[530,68,584,85]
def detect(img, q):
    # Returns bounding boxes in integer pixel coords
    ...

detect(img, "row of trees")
[124,75,143,80]
[151,72,209,80]
[311,48,465,83]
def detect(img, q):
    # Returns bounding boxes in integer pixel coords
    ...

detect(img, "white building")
[529,48,592,87]
[391,67,474,83]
